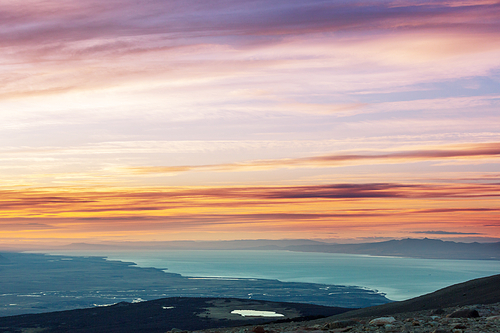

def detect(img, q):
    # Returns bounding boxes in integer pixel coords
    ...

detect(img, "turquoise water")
[43,250,500,301]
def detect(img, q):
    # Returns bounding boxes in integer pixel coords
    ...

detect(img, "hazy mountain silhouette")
[59,239,324,251]
[58,238,500,260]
[285,238,500,260]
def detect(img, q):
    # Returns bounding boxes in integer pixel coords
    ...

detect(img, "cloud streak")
[3,0,499,44]
[127,142,500,174]
[1,181,499,216]
[412,230,482,235]
[1,180,498,240]
[3,1,499,80]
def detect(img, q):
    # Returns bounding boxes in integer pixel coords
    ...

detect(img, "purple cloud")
[2,0,498,48]
[412,230,483,235]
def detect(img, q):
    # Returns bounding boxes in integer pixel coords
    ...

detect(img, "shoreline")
[0,252,391,317]
[32,249,500,301]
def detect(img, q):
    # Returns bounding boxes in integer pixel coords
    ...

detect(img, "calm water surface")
[44,250,500,301]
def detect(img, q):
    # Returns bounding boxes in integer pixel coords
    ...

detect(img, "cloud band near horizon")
[1,179,498,244]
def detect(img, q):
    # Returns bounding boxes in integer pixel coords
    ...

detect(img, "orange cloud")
[1,181,499,216]
[0,180,499,243]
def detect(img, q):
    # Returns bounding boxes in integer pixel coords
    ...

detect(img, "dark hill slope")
[0,297,350,333]
[330,273,500,320]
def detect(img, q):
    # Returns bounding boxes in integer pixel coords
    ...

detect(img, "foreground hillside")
[0,274,499,333]
[205,302,500,333]
[0,298,350,333]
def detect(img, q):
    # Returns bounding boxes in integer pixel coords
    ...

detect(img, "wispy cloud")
[1,180,498,241]
[3,0,499,44]
[0,222,57,231]
[2,0,499,100]
[412,230,482,235]
[1,181,499,216]
[127,142,500,174]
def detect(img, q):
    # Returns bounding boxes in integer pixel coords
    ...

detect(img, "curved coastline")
[68,249,500,301]
[0,251,390,317]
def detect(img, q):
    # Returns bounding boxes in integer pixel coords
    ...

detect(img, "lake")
[42,250,500,301]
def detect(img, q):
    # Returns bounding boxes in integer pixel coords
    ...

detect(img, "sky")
[1,0,500,248]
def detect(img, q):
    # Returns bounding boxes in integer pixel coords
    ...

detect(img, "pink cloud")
[126,142,500,174]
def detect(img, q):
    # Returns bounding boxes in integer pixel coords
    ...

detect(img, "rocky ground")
[192,302,500,333]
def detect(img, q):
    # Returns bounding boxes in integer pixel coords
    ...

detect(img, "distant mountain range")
[60,238,500,260]
[285,238,500,260]
[59,239,324,251]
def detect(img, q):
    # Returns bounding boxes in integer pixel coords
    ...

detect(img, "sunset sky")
[1,0,500,248]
